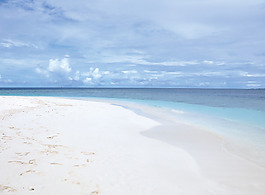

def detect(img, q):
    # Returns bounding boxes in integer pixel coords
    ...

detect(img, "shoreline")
[103,98,265,191]
[95,97,265,169]
[1,96,265,194]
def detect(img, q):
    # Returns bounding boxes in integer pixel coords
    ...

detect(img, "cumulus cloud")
[68,71,81,81]
[82,67,105,80]
[48,57,71,73]
[35,56,74,84]
[74,70,80,80]
[83,77,92,83]
[91,68,101,79]
[35,67,49,77]
[81,67,116,85]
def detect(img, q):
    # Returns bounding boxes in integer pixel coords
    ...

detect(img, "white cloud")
[35,67,49,77]
[92,68,101,79]
[0,39,38,48]
[74,70,80,80]
[143,70,158,73]
[122,70,138,74]
[240,72,265,77]
[82,67,108,80]
[67,70,80,81]
[48,57,71,73]
[83,77,92,83]
[198,82,211,87]
[95,53,198,67]
[81,68,102,84]
[103,71,110,75]
[193,71,226,77]
[203,60,214,64]
[216,62,226,66]
[35,57,73,82]
[1,43,12,48]
[0,74,1,80]
[94,50,199,66]
[164,71,182,75]
[160,61,198,66]
[246,81,261,88]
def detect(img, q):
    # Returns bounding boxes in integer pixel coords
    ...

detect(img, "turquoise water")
[1,88,264,128]
[1,88,265,165]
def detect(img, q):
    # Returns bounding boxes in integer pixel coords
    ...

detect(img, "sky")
[0,0,265,88]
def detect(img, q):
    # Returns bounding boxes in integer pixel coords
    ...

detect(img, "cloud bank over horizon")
[0,0,264,88]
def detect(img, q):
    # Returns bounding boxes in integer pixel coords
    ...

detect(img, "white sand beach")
[1,96,265,195]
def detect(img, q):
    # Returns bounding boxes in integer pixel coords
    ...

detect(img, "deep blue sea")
[1,88,264,110]
[1,88,265,166]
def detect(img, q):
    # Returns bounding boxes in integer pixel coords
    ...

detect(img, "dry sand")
[0,96,265,194]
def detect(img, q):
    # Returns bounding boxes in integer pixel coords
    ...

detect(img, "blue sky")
[0,0,265,88]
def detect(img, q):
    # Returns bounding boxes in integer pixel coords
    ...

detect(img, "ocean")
[1,88,265,166]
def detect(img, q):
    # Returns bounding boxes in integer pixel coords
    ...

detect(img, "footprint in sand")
[29,159,36,164]
[8,160,27,165]
[90,190,99,194]
[0,185,17,192]
[20,170,36,176]
[16,131,22,136]
[9,126,20,130]
[66,156,79,160]
[2,135,12,141]
[45,144,66,149]
[16,152,30,156]
[47,135,57,139]
[23,141,32,145]
[50,162,63,166]
[73,164,87,168]
[24,137,37,141]
[63,179,80,185]
[81,152,96,155]
[40,149,59,155]
[8,159,36,165]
